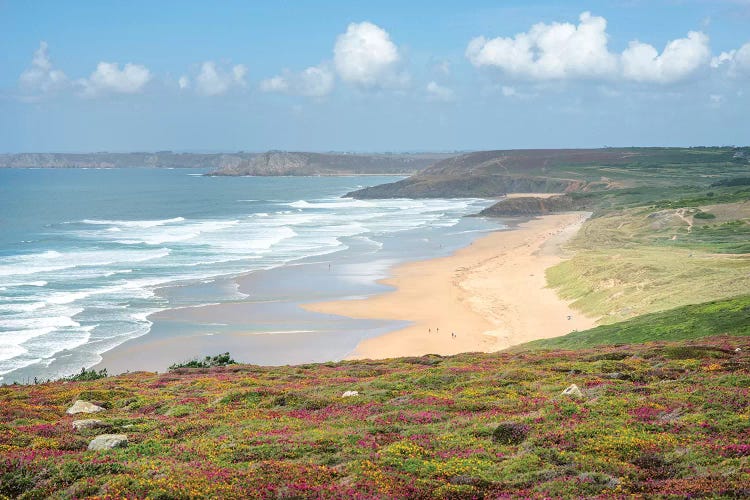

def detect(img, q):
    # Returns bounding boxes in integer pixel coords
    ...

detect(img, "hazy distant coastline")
[0,150,455,175]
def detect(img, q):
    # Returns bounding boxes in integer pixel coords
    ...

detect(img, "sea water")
[0,168,502,382]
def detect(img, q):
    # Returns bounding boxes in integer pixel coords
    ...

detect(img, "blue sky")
[1,0,749,152]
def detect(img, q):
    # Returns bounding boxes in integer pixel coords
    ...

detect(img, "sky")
[1,0,749,153]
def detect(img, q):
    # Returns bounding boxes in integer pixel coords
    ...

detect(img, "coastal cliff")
[346,149,623,199]
[0,151,451,175]
[206,151,452,176]
[347,147,748,199]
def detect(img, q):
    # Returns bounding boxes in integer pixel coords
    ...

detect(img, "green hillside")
[2,335,749,499]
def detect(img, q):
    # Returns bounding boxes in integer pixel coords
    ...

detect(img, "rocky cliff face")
[348,174,579,199]
[206,151,451,176]
[346,149,639,199]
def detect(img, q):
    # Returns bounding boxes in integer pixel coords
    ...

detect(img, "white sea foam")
[81,216,185,228]
[288,199,374,209]
[0,344,29,362]
[0,248,170,277]
[250,329,316,335]
[1,280,48,288]
[0,186,494,381]
[0,301,47,313]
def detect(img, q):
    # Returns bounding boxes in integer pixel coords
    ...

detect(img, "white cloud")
[195,61,247,96]
[333,21,406,87]
[261,65,335,98]
[297,65,335,97]
[501,86,518,97]
[497,85,537,99]
[259,75,289,93]
[426,81,454,101]
[711,41,750,75]
[621,31,710,83]
[19,41,67,95]
[178,75,190,89]
[79,62,151,96]
[467,12,711,84]
[435,60,451,76]
[466,12,618,80]
[734,43,750,70]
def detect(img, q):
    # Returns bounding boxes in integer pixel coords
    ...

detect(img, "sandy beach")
[306,212,596,359]
[95,210,594,374]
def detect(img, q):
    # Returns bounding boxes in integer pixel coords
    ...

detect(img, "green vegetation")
[544,190,750,323]
[350,147,750,199]
[693,210,716,219]
[64,368,108,382]
[711,177,750,188]
[168,352,236,371]
[2,336,748,498]
[523,295,750,350]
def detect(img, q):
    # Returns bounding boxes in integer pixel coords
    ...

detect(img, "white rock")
[561,384,584,399]
[341,390,359,398]
[66,400,104,415]
[72,419,104,431]
[88,434,128,451]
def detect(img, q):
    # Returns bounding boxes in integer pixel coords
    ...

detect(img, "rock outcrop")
[66,400,105,415]
[88,434,128,451]
[72,419,106,431]
[561,384,584,399]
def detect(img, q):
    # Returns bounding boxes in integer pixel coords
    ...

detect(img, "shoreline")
[305,212,596,359]
[93,214,501,374]
[94,210,592,374]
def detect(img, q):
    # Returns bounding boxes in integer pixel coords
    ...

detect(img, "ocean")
[0,168,503,383]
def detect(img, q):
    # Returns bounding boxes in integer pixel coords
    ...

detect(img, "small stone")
[66,400,104,415]
[341,390,359,398]
[88,434,128,451]
[561,384,584,399]
[72,419,104,431]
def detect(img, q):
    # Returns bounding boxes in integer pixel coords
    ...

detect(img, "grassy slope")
[1,336,749,499]
[349,147,750,199]
[545,190,750,324]
[522,295,750,350]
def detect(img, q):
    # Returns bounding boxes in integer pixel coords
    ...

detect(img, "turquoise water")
[0,168,500,382]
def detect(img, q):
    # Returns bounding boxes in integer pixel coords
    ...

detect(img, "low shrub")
[169,352,236,370]
[492,422,530,445]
